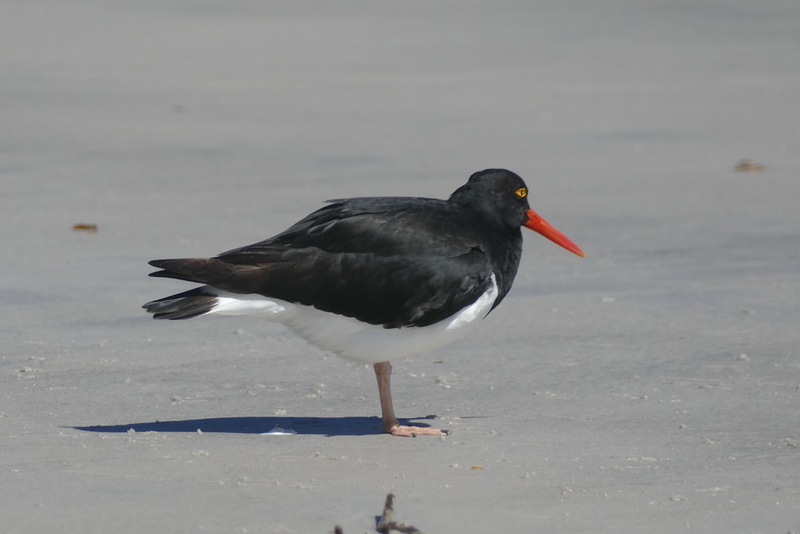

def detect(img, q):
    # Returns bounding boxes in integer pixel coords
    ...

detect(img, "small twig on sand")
[377,492,426,534]
[334,491,427,534]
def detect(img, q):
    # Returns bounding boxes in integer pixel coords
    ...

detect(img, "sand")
[2,1,800,532]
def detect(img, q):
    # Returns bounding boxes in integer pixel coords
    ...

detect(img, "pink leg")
[373,361,444,437]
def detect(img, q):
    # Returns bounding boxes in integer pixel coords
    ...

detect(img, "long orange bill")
[523,209,585,257]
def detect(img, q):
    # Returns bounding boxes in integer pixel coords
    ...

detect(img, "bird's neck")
[483,228,523,309]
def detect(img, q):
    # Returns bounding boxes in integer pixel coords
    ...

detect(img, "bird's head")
[450,169,584,257]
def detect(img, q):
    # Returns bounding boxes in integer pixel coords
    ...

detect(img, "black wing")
[149,198,495,328]
[220,197,480,257]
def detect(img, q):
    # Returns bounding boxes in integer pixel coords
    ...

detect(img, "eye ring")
[514,187,527,198]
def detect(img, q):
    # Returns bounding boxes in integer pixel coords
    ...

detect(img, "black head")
[448,169,532,231]
[450,169,585,257]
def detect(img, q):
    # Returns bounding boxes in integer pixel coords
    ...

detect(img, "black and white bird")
[143,169,584,436]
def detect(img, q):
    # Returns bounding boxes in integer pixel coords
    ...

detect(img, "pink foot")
[388,424,447,437]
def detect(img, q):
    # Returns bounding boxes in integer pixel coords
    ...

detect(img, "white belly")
[207,274,498,364]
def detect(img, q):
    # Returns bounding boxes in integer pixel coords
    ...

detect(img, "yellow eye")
[514,187,527,198]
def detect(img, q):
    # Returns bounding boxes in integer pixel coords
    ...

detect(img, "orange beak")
[523,209,585,257]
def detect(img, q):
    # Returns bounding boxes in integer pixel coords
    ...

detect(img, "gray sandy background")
[3,1,800,532]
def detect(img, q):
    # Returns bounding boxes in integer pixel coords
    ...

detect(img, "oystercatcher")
[143,169,584,437]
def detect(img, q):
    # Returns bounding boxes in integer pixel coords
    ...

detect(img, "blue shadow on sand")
[70,415,440,437]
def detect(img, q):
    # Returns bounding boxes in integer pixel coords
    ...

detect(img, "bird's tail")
[142,287,219,320]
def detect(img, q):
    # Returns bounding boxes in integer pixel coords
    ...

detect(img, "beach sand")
[3,1,800,532]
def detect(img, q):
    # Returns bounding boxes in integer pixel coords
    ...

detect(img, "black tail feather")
[143,287,219,320]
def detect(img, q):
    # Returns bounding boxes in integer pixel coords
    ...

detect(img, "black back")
[148,169,533,328]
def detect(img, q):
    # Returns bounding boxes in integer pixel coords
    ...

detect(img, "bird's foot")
[388,424,447,438]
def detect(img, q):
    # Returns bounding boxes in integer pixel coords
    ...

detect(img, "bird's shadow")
[69,415,440,437]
